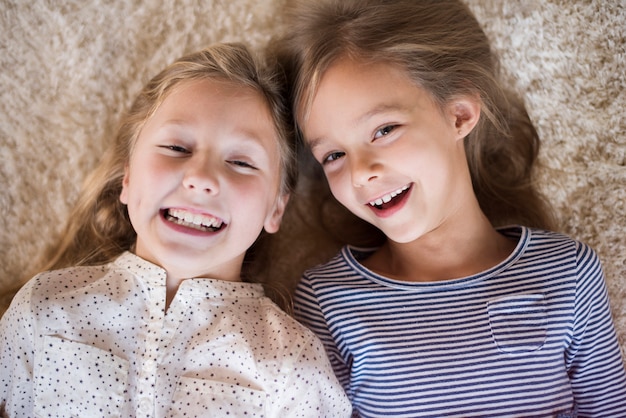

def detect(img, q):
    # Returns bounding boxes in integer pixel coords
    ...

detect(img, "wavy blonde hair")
[274,0,556,231]
[40,43,297,278]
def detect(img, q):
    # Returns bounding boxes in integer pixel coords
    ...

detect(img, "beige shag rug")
[1,0,625,362]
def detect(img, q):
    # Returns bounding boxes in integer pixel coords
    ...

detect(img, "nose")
[182,157,219,194]
[350,151,381,188]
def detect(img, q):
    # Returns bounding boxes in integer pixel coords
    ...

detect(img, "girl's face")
[120,79,288,282]
[301,58,480,244]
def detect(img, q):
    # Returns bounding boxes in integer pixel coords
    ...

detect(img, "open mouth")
[164,208,225,232]
[367,184,411,210]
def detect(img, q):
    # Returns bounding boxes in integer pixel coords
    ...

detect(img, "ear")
[447,96,481,140]
[263,193,290,234]
[119,166,130,204]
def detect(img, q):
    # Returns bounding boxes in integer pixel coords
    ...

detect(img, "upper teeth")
[168,208,223,229]
[369,185,409,207]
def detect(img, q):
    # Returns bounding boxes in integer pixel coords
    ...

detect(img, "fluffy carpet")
[1,0,624,362]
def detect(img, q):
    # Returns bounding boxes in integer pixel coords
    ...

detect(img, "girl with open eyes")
[275,0,626,416]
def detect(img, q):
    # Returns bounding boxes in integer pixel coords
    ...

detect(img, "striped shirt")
[295,226,626,417]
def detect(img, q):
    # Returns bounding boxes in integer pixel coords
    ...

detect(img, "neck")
[362,213,516,283]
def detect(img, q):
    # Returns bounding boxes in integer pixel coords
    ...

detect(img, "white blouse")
[0,252,351,417]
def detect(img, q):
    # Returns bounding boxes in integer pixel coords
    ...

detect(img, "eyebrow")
[162,119,272,143]
[307,136,324,152]
[357,102,410,124]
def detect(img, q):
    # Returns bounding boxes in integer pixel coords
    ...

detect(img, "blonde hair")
[40,43,296,275]
[275,0,556,231]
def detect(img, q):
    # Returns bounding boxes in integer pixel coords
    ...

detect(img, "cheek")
[121,164,163,207]
[230,175,279,211]
[133,158,173,187]
[325,171,354,206]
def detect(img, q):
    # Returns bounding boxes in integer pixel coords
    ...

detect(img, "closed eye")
[159,144,190,154]
[228,160,258,170]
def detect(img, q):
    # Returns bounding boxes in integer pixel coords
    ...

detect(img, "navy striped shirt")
[295,226,626,417]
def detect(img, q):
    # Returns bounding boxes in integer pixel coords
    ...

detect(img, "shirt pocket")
[487,294,547,353]
[33,335,128,418]
[168,378,267,417]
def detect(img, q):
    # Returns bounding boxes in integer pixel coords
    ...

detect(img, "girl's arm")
[567,242,626,416]
[0,279,37,416]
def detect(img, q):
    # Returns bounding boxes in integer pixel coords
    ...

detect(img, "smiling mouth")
[164,208,225,232]
[367,184,411,210]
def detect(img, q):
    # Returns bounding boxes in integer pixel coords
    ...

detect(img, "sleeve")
[294,274,352,393]
[567,242,626,417]
[0,279,37,417]
[270,332,352,418]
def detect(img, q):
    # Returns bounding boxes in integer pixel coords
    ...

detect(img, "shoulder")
[503,225,574,246]
[22,263,107,292]
[524,227,598,261]
[298,246,392,311]
[259,298,319,344]
[303,245,375,281]
[508,227,603,279]
[502,226,594,259]
[20,262,122,312]
[256,298,328,365]
[0,264,110,326]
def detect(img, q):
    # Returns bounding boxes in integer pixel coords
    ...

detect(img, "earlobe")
[264,193,290,234]
[450,97,481,139]
[119,167,130,204]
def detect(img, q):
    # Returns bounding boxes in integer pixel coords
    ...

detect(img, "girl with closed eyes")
[0,42,351,417]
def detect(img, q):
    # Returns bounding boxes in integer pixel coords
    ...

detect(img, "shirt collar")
[113,251,266,299]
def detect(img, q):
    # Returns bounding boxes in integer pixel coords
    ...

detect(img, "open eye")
[374,125,396,139]
[322,151,345,165]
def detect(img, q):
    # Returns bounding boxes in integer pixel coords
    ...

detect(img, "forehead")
[302,58,425,138]
[160,78,268,117]
[146,79,278,142]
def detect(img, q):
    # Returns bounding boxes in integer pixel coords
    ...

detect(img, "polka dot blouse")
[0,252,352,417]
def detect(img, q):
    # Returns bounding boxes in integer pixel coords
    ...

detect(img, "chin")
[383,228,427,244]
